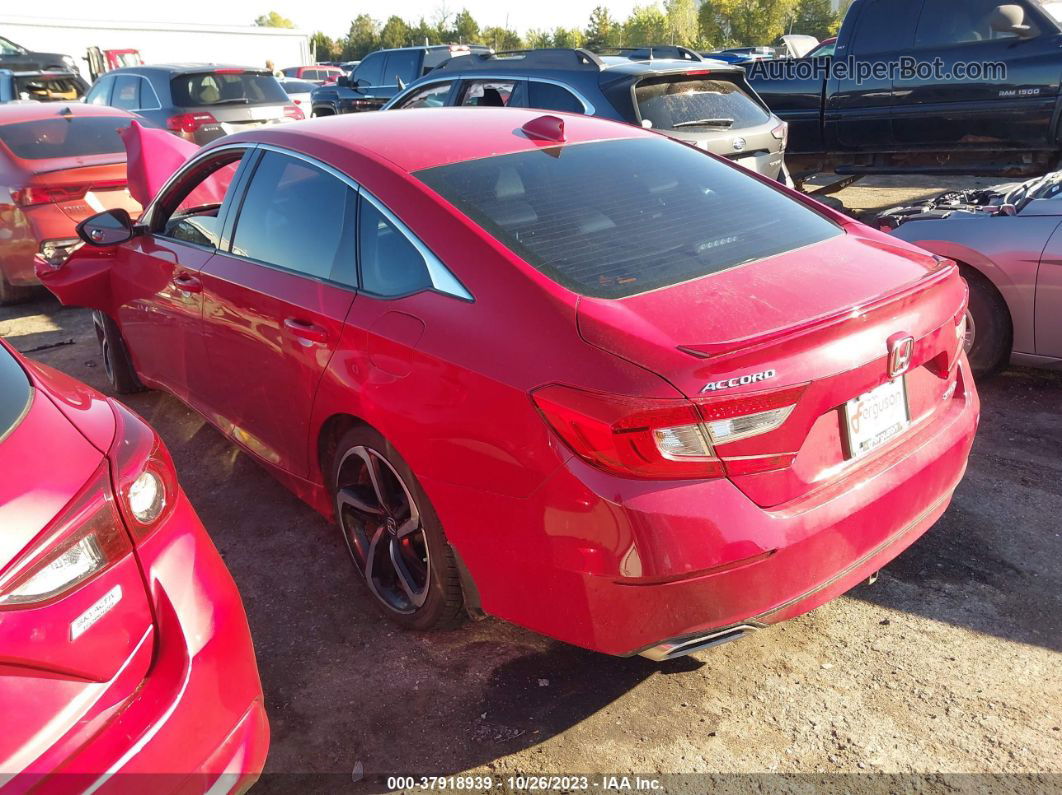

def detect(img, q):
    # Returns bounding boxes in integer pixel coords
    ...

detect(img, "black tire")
[0,272,35,306]
[330,425,464,630]
[960,266,1011,379]
[92,310,146,394]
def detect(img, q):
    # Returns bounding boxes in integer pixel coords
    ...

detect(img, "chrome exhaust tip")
[638,624,760,661]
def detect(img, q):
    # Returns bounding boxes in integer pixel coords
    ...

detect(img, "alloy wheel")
[335,446,430,614]
[963,307,976,355]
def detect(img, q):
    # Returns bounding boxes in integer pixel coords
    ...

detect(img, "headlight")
[127,470,165,524]
[39,238,81,269]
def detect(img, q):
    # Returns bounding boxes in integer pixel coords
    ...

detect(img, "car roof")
[108,64,269,76]
[0,102,135,125]
[430,49,741,79]
[217,106,648,173]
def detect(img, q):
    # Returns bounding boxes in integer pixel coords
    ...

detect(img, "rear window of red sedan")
[0,116,131,160]
[415,137,840,299]
[0,346,31,442]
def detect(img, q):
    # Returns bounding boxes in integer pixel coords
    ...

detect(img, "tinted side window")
[85,75,115,105]
[359,198,432,297]
[397,81,452,108]
[355,53,385,86]
[915,0,1032,47]
[850,0,921,54]
[282,67,298,77]
[383,51,420,85]
[112,75,140,110]
[460,80,517,107]
[231,151,357,282]
[139,77,161,109]
[527,81,585,114]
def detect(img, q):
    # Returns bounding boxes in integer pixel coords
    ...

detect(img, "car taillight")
[284,104,305,120]
[0,466,131,606]
[771,121,788,146]
[108,401,178,541]
[531,383,806,480]
[12,184,88,207]
[166,111,218,135]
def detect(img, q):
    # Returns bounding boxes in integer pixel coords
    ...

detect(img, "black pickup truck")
[746,0,1062,179]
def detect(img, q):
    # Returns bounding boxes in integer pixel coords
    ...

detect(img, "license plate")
[250,105,283,121]
[844,378,910,459]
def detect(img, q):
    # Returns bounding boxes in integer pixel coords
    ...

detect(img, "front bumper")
[28,491,268,792]
[431,361,979,657]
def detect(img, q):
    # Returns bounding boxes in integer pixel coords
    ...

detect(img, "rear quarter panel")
[890,215,1059,355]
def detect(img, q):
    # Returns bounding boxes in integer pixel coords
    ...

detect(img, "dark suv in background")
[0,35,78,73]
[0,69,87,103]
[84,64,303,144]
[311,44,491,116]
[383,47,789,181]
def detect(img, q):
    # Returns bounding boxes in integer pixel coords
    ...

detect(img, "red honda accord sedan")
[40,108,979,659]
[0,339,268,786]
[0,103,141,304]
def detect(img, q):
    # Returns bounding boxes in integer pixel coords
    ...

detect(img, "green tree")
[665,0,700,46]
[342,14,379,60]
[410,18,438,46]
[254,10,295,28]
[379,15,412,49]
[451,9,481,43]
[310,31,337,61]
[552,27,586,48]
[624,5,669,46]
[525,28,553,48]
[791,0,838,40]
[584,5,620,50]
[482,26,523,50]
[699,0,797,47]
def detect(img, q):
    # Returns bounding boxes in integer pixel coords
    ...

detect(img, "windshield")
[0,36,26,56]
[635,76,770,131]
[0,116,132,160]
[170,71,288,107]
[0,345,31,443]
[416,137,840,299]
[1036,0,1062,21]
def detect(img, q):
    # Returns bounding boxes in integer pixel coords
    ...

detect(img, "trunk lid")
[0,352,153,775]
[26,161,140,223]
[577,229,968,507]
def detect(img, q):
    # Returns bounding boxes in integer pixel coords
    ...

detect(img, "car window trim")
[358,189,473,302]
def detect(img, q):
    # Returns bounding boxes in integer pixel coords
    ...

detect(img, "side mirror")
[991,4,1035,38]
[337,74,351,87]
[77,208,135,247]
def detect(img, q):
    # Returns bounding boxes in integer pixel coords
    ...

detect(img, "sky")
[12,1,646,38]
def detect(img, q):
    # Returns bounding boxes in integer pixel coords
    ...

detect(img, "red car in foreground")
[0,339,268,787]
[40,108,978,659]
[0,103,141,304]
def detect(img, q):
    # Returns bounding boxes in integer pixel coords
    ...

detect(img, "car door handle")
[283,317,330,343]
[172,273,202,293]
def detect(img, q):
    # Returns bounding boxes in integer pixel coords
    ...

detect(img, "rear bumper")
[434,360,979,657]
[29,492,268,792]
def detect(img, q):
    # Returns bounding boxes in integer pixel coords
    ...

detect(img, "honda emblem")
[887,334,914,378]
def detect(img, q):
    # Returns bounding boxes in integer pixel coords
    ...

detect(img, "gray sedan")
[882,172,1062,376]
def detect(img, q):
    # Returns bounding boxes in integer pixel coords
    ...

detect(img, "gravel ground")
[2,176,1060,792]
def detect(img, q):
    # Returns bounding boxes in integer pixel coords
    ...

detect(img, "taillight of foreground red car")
[0,339,268,790]
[40,107,979,660]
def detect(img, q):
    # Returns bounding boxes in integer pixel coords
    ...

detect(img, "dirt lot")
[3,177,1060,791]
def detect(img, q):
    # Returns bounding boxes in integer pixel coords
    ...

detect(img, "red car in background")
[0,103,141,303]
[0,338,268,788]
[280,65,343,84]
[41,108,978,660]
